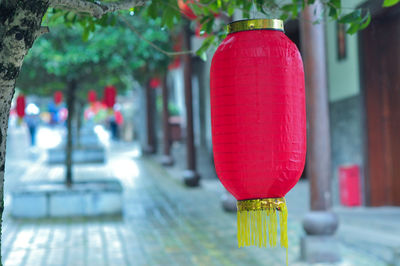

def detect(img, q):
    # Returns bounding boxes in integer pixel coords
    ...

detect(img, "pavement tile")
[1,136,393,266]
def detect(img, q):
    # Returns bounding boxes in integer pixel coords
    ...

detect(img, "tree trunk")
[0,83,13,266]
[0,1,49,264]
[76,100,83,148]
[65,80,77,186]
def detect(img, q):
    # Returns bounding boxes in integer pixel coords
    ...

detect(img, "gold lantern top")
[227,19,284,34]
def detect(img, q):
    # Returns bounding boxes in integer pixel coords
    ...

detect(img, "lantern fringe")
[237,198,288,255]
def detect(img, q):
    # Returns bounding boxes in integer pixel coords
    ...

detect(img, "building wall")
[325,0,366,205]
[326,9,361,101]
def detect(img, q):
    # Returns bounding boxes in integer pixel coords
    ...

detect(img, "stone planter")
[11,180,123,218]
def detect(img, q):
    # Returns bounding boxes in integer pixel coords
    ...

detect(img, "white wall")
[326,0,364,102]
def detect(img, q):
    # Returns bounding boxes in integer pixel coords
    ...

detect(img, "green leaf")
[203,17,215,33]
[146,1,158,19]
[197,51,207,61]
[383,0,400,7]
[227,5,235,16]
[281,4,294,12]
[329,6,339,19]
[82,27,90,41]
[196,35,215,61]
[338,9,361,24]
[191,4,202,15]
[359,11,371,30]
[330,0,341,9]
[98,14,109,27]
[110,15,117,26]
[346,22,359,34]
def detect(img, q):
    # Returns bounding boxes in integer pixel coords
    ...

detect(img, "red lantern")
[115,110,124,125]
[168,38,182,70]
[16,95,26,119]
[149,78,161,89]
[54,91,63,105]
[168,57,181,70]
[177,0,197,20]
[103,85,116,109]
[210,19,306,251]
[88,90,97,104]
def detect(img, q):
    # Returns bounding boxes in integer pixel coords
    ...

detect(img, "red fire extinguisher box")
[339,165,362,206]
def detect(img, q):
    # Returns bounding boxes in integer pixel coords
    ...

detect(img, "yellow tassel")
[237,198,288,265]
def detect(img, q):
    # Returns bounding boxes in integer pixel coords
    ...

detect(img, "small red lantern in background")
[115,110,124,125]
[103,85,116,109]
[168,57,181,70]
[168,38,183,70]
[149,78,161,89]
[88,90,97,104]
[54,91,63,105]
[16,94,26,122]
[210,19,306,253]
[177,0,197,20]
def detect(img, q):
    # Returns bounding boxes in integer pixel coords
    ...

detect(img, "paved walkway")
[1,125,395,266]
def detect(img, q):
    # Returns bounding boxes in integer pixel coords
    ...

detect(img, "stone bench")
[11,180,123,218]
[47,146,106,164]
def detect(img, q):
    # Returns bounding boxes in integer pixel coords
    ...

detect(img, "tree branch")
[50,0,148,18]
[36,26,50,38]
[120,16,193,57]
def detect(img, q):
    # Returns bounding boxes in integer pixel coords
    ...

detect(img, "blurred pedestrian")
[25,103,41,146]
[109,115,119,140]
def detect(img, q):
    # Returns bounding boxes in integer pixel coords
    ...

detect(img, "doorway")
[360,4,400,206]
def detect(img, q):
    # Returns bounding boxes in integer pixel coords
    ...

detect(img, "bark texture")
[50,0,147,18]
[0,1,50,264]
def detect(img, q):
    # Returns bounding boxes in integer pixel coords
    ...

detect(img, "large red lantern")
[210,19,306,251]
[103,85,116,109]
[16,94,26,119]
[54,91,63,105]
[88,90,97,104]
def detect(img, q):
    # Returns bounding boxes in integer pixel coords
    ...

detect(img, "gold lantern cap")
[227,19,284,34]
[237,197,286,211]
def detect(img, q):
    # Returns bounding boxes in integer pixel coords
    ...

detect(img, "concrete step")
[338,221,400,264]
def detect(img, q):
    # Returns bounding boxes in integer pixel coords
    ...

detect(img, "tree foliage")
[17,12,172,99]
[41,0,399,61]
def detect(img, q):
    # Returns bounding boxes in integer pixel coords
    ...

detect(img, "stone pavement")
[1,125,393,266]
